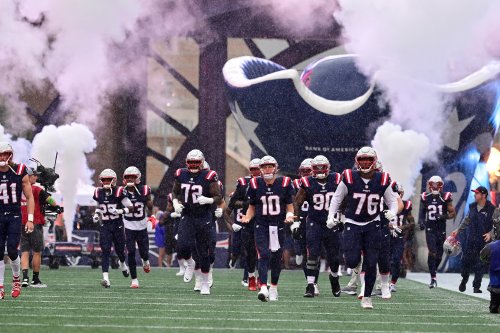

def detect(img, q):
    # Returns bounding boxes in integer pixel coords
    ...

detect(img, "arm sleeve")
[247,186,258,205]
[328,182,348,218]
[285,183,295,205]
[383,186,399,214]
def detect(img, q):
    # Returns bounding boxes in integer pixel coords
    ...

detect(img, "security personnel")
[453,186,498,293]
[480,240,500,313]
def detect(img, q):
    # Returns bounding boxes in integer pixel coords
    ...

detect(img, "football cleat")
[459,279,467,292]
[248,276,257,291]
[304,283,315,298]
[258,286,269,302]
[342,285,358,295]
[241,279,249,287]
[31,280,47,288]
[143,260,151,273]
[176,265,186,276]
[184,261,195,283]
[389,283,397,293]
[119,261,130,278]
[371,289,382,296]
[0,286,4,300]
[381,283,391,299]
[473,288,482,293]
[200,282,210,295]
[361,296,374,309]
[11,278,21,298]
[130,279,139,289]
[22,277,29,288]
[429,279,437,289]
[329,275,341,297]
[101,279,111,288]
[314,283,320,296]
[208,268,213,288]
[269,286,278,301]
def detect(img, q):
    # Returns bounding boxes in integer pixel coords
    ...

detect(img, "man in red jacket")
[20,168,62,288]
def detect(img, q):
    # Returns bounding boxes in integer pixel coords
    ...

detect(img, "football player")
[92,169,133,288]
[420,175,456,288]
[241,156,295,302]
[224,158,261,291]
[293,155,342,298]
[161,193,183,276]
[122,166,155,288]
[172,149,222,295]
[0,142,34,299]
[327,147,399,309]
[389,185,415,292]
[291,159,312,288]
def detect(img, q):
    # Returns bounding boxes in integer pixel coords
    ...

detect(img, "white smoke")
[0,0,201,128]
[336,0,500,195]
[31,123,96,240]
[0,124,33,165]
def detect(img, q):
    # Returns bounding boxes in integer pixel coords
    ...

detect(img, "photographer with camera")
[20,167,63,288]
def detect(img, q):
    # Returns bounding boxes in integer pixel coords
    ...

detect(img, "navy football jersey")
[293,178,309,223]
[174,168,219,218]
[421,191,452,231]
[228,176,252,226]
[0,163,27,216]
[247,176,295,226]
[300,173,341,224]
[392,200,413,238]
[93,186,129,222]
[342,169,392,223]
[123,185,151,229]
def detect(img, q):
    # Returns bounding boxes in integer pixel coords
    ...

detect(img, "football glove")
[92,213,100,224]
[384,210,396,221]
[390,229,399,238]
[389,222,402,234]
[326,216,341,229]
[172,199,184,214]
[290,221,301,240]
[434,214,448,222]
[214,208,223,218]
[170,212,181,219]
[197,195,214,205]
[108,207,124,215]
[232,224,242,232]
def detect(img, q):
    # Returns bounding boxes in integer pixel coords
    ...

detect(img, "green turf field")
[0,267,498,333]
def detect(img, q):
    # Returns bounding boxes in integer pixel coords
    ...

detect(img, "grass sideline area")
[0,267,498,333]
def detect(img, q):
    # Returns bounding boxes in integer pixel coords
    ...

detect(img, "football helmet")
[249,158,262,177]
[123,166,141,187]
[311,155,330,179]
[299,158,313,177]
[100,169,117,189]
[443,235,461,257]
[396,183,404,198]
[355,147,377,173]
[428,175,443,195]
[186,149,205,173]
[0,142,13,167]
[260,155,278,180]
[203,161,210,170]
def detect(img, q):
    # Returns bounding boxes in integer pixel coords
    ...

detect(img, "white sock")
[359,272,365,288]
[330,271,338,278]
[380,273,389,285]
[0,261,5,286]
[132,278,138,284]
[103,272,109,280]
[11,256,20,278]
[142,259,150,266]
[119,261,128,271]
[248,272,255,278]
[202,273,209,283]
[307,276,315,284]
[187,258,195,266]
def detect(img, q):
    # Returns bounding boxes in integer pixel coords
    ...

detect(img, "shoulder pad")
[381,172,390,186]
[143,185,151,196]
[250,177,258,189]
[293,178,301,189]
[94,188,100,199]
[175,168,182,177]
[116,186,124,197]
[421,192,427,201]
[443,192,452,201]
[405,200,412,210]
[237,177,247,186]
[282,176,291,188]
[168,193,173,202]
[300,176,310,188]
[343,169,353,184]
[16,163,26,176]
[205,170,217,180]
[334,173,342,185]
